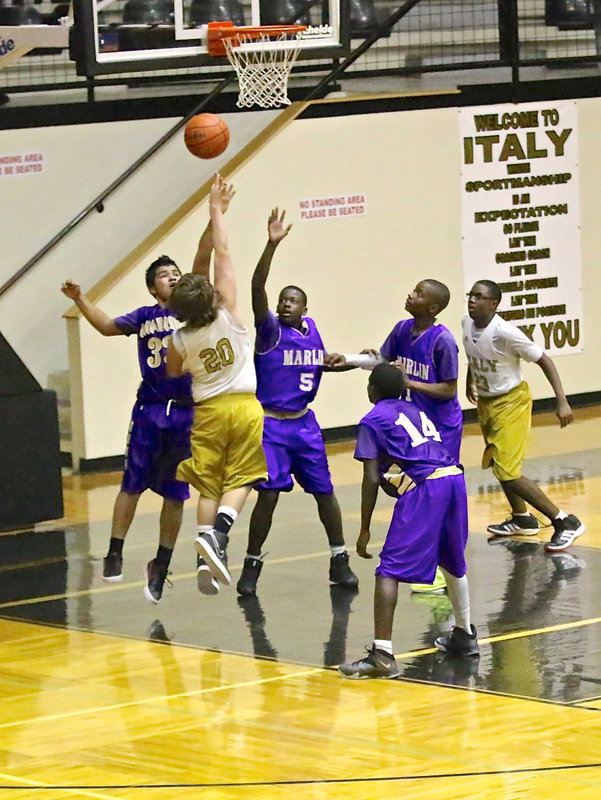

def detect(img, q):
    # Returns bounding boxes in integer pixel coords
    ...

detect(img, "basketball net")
[222,31,304,109]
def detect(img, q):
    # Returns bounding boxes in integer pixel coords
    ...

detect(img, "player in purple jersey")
[236,208,358,597]
[328,279,462,595]
[60,181,234,603]
[380,282,463,461]
[339,364,479,679]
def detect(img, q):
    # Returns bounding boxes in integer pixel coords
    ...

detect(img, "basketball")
[184,113,230,159]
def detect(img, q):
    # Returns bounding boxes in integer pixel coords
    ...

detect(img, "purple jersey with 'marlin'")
[255,311,325,412]
[380,319,463,461]
[354,397,455,484]
[114,305,192,404]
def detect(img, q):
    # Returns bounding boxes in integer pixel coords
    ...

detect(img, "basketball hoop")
[208,22,307,109]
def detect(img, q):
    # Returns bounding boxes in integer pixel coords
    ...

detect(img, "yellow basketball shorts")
[176,393,267,501]
[477,381,532,482]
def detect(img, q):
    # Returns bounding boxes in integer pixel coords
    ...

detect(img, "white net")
[223,32,303,109]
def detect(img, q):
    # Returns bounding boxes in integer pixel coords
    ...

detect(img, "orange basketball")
[184,113,230,159]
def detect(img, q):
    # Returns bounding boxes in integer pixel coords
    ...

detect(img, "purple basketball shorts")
[257,409,333,494]
[375,472,468,584]
[121,400,192,501]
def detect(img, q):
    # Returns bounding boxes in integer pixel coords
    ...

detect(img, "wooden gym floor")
[0,408,600,799]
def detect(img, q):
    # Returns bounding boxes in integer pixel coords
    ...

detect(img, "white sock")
[555,510,568,520]
[373,639,393,655]
[514,511,531,517]
[218,505,238,522]
[330,545,347,557]
[197,524,213,535]
[441,569,472,633]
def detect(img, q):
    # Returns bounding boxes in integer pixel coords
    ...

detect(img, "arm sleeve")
[255,310,280,353]
[113,309,142,335]
[432,331,460,381]
[501,325,544,363]
[343,353,383,369]
[354,422,380,461]
[379,324,400,362]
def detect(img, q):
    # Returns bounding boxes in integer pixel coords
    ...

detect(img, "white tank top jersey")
[461,314,544,397]
[172,307,257,402]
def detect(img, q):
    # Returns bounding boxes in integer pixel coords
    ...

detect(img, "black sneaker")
[339,645,400,679]
[329,552,359,589]
[545,515,586,552]
[487,514,539,536]
[435,624,480,657]
[143,559,171,605]
[194,531,231,585]
[196,556,220,596]
[102,551,123,582]
[236,556,263,596]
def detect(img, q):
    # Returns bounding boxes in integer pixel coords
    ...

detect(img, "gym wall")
[64,97,601,466]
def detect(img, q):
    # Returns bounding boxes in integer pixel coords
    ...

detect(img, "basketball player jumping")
[60,178,235,604]
[166,174,267,597]
[236,207,358,597]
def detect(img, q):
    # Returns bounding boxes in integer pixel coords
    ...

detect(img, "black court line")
[1,762,601,790]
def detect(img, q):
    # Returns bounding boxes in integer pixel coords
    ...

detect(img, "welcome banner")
[460,100,583,355]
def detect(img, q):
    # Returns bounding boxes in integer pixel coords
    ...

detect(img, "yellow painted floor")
[0,406,599,798]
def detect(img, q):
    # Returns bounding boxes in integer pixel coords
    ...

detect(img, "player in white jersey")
[463,280,584,552]
[167,174,267,595]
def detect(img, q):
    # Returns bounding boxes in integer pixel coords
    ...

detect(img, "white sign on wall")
[298,193,366,221]
[0,152,44,176]
[460,100,583,355]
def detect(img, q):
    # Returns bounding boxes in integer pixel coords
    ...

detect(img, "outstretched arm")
[61,280,121,336]
[192,179,235,277]
[209,174,237,313]
[537,353,573,427]
[252,208,292,324]
[327,350,383,370]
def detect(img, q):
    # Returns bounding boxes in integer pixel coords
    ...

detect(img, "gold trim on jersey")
[263,408,309,420]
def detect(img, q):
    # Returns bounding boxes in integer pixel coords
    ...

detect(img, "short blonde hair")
[168,273,220,329]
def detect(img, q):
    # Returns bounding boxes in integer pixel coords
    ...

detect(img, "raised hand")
[218,179,236,214]
[61,280,81,300]
[209,173,227,210]
[268,207,292,246]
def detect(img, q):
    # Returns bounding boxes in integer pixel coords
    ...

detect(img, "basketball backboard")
[0,24,70,70]
[70,0,348,76]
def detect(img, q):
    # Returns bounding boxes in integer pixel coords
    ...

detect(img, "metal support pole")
[503,0,520,101]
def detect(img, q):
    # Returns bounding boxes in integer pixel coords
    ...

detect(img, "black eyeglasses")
[466,292,493,301]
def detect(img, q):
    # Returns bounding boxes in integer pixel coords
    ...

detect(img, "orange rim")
[207,21,307,57]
